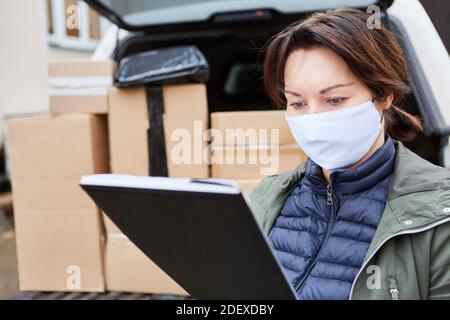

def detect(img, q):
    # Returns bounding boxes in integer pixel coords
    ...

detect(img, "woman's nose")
[307,103,324,115]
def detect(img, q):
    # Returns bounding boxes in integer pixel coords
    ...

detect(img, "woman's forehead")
[284,47,358,93]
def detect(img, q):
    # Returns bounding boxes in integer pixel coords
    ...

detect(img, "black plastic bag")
[114,45,209,87]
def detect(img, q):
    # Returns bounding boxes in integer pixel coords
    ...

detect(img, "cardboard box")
[210,110,306,179]
[210,110,296,146]
[8,114,109,292]
[48,60,115,115]
[211,144,307,179]
[105,235,189,296]
[108,84,209,178]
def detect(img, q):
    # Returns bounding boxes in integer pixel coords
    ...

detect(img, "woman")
[250,8,450,300]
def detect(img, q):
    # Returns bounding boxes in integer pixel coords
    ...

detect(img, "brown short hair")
[263,8,423,142]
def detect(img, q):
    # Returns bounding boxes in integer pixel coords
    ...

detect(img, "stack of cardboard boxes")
[105,83,208,296]
[8,59,115,292]
[7,57,307,295]
[9,59,190,295]
[8,114,108,292]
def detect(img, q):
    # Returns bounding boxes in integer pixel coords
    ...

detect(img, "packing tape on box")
[146,85,169,177]
[48,76,113,88]
[48,87,109,96]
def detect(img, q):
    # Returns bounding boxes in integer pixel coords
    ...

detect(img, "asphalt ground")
[0,208,19,299]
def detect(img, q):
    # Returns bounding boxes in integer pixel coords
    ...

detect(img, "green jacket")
[249,139,450,300]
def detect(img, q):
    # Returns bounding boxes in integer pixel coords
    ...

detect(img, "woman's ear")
[377,92,394,111]
[373,92,393,126]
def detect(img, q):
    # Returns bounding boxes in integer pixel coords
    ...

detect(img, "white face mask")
[285,100,382,170]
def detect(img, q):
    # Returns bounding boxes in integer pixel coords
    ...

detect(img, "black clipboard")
[80,174,297,300]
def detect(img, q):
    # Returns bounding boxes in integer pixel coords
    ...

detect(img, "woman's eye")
[290,102,306,109]
[327,97,346,105]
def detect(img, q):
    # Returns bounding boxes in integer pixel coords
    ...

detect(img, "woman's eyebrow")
[284,82,354,96]
[319,82,354,94]
[284,90,302,97]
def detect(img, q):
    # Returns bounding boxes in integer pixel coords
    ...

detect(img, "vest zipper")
[295,175,339,294]
[326,184,333,205]
[348,216,450,300]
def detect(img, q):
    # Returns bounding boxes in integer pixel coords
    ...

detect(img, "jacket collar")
[289,138,450,202]
[304,133,396,195]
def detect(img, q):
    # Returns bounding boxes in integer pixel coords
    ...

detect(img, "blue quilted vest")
[268,134,396,299]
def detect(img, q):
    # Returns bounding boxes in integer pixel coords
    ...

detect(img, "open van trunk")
[85,0,447,167]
